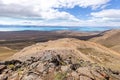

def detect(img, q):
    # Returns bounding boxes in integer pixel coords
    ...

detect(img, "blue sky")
[0,0,120,26]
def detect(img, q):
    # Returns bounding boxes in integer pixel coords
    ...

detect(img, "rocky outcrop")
[0,53,120,80]
[1,38,120,80]
[9,38,120,71]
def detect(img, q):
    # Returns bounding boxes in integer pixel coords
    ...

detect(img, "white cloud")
[91,9,120,18]
[91,9,120,23]
[1,0,119,26]
[2,0,110,9]
[0,0,110,19]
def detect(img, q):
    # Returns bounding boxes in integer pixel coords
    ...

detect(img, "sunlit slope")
[89,29,120,53]
[10,38,120,71]
[0,47,17,61]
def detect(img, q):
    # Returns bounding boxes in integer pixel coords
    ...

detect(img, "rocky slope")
[9,38,120,70]
[0,54,120,80]
[0,38,120,80]
[89,29,120,53]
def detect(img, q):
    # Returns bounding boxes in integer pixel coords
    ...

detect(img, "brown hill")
[1,38,120,80]
[0,30,96,50]
[10,38,120,71]
[0,30,99,61]
[89,29,120,53]
[0,47,17,61]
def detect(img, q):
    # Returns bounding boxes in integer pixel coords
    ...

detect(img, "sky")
[0,0,120,26]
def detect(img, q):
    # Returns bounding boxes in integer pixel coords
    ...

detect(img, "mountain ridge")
[89,29,120,53]
[9,38,120,71]
[1,38,120,80]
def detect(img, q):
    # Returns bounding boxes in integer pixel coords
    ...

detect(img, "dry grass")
[5,38,120,71]
[77,47,120,71]
[0,47,17,61]
[89,29,120,53]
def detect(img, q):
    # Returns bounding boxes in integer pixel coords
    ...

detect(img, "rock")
[70,63,80,71]
[8,73,19,80]
[77,67,95,79]
[64,58,72,64]
[50,55,63,66]
[48,67,54,73]
[80,75,93,80]
[71,71,79,79]
[0,53,120,80]
[0,74,8,80]
[0,62,5,65]
[4,60,22,65]
[41,53,53,61]
[61,65,69,72]
[36,63,45,73]
[49,63,55,68]
[0,65,7,74]
[21,72,39,80]
[29,62,39,70]
[111,70,120,75]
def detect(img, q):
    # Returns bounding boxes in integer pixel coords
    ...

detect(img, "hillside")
[9,38,120,70]
[0,30,96,50]
[0,38,120,80]
[0,30,98,61]
[89,29,120,53]
[0,47,17,61]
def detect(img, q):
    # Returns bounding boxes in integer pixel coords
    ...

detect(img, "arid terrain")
[89,29,120,53]
[0,38,120,80]
[0,47,17,61]
[9,38,120,70]
[0,30,120,60]
[0,30,99,60]
[0,30,120,80]
[0,31,97,50]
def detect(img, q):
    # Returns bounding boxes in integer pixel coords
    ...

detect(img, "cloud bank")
[0,0,120,26]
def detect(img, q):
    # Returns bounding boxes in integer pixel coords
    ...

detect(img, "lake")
[0,25,119,32]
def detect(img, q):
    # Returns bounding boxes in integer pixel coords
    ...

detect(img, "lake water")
[0,25,119,32]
